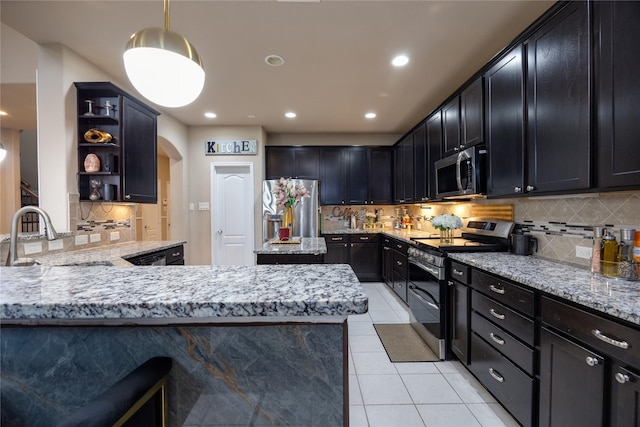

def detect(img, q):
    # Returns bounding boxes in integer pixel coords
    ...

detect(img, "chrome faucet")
[6,206,58,266]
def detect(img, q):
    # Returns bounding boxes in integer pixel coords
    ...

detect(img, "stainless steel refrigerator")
[262,179,319,242]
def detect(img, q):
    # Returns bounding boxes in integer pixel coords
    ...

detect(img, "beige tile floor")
[348,282,521,427]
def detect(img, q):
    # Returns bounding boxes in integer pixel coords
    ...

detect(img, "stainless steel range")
[406,219,514,360]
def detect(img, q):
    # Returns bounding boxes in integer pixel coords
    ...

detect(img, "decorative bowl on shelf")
[84,128,112,143]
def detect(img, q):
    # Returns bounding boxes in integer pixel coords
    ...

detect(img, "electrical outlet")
[48,240,64,251]
[24,241,43,255]
[75,234,89,245]
[90,234,101,243]
[576,246,592,259]
[110,231,120,241]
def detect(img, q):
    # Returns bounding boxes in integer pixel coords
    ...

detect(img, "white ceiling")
[0,0,554,135]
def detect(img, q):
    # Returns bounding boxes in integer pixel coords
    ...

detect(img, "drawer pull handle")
[360,237,368,240]
[489,309,505,320]
[453,269,464,276]
[396,261,403,266]
[489,284,505,295]
[615,373,630,384]
[397,244,403,249]
[331,237,342,241]
[490,333,505,346]
[585,356,599,367]
[592,329,629,350]
[489,368,504,383]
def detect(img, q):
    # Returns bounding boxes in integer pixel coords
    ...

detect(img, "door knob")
[526,185,536,192]
[217,229,222,234]
[585,356,599,367]
[615,373,630,384]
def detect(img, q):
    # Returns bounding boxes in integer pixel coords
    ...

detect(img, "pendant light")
[123,0,205,108]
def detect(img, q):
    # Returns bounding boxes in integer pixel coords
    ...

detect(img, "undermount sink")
[11,258,40,267]
[58,261,114,267]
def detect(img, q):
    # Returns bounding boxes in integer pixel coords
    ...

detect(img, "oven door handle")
[409,285,439,310]
[409,259,440,278]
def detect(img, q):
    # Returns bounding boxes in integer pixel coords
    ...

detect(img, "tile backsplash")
[0,195,136,261]
[321,191,640,268]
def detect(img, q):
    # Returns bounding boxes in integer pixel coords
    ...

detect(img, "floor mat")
[373,324,440,362]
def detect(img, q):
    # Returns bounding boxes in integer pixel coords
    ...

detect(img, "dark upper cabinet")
[393,135,414,203]
[425,111,443,200]
[526,1,591,194]
[442,97,461,156]
[461,77,484,148]
[347,147,369,204]
[412,122,427,202]
[319,146,392,205]
[320,147,347,205]
[265,146,320,180]
[485,45,526,197]
[75,82,159,204]
[595,1,640,190]
[368,148,393,204]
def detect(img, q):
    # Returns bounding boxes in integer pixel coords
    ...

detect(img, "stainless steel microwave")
[434,146,487,199]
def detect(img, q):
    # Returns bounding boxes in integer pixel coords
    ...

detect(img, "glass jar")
[601,231,619,277]
[591,226,604,274]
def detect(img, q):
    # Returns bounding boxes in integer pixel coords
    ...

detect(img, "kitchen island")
[0,263,367,426]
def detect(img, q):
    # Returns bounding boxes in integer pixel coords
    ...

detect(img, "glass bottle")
[601,231,619,277]
[591,226,604,274]
[618,229,636,279]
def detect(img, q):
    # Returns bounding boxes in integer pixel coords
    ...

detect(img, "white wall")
[187,126,266,265]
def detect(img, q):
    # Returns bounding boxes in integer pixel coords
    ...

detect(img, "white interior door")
[211,163,255,265]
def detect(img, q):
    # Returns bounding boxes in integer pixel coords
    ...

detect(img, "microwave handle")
[455,151,464,192]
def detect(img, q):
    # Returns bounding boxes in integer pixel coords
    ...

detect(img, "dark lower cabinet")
[256,254,324,264]
[539,328,605,427]
[381,238,393,286]
[449,261,471,365]
[540,295,640,427]
[611,364,640,427]
[323,234,380,281]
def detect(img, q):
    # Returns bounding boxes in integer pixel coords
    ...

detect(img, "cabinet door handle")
[592,329,629,349]
[350,243,354,247]
[171,252,181,257]
[526,185,536,192]
[360,237,368,241]
[489,308,505,320]
[396,261,403,266]
[489,368,504,383]
[514,186,522,193]
[585,356,599,367]
[615,373,630,384]
[489,333,505,346]
[489,284,505,295]
[453,269,464,276]
[396,244,403,249]
[125,194,131,200]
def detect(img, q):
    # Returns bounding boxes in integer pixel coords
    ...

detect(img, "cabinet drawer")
[165,245,184,264]
[450,261,471,284]
[352,234,379,243]
[473,291,535,346]
[325,235,348,243]
[392,240,410,255]
[472,311,535,375]
[541,296,640,367]
[393,252,408,277]
[472,269,534,317]
[470,332,534,427]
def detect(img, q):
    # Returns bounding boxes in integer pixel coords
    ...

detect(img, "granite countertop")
[0,263,367,324]
[449,252,640,326]
[254,237,327,255]
[32,241,187,267]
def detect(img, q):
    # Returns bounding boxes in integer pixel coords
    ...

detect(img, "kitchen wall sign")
[205,140,257,155]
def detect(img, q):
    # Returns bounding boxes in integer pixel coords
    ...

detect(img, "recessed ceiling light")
[391,54,410,67]
[204,112,217,118]
[285,112,297,118]
[248,115,256,119]
[265,54,285,67]
[365,112,377,119]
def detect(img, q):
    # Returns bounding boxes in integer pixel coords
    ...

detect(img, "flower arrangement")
[273,177,310,208]
[365,212,376,219]
[431,213,463,230]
